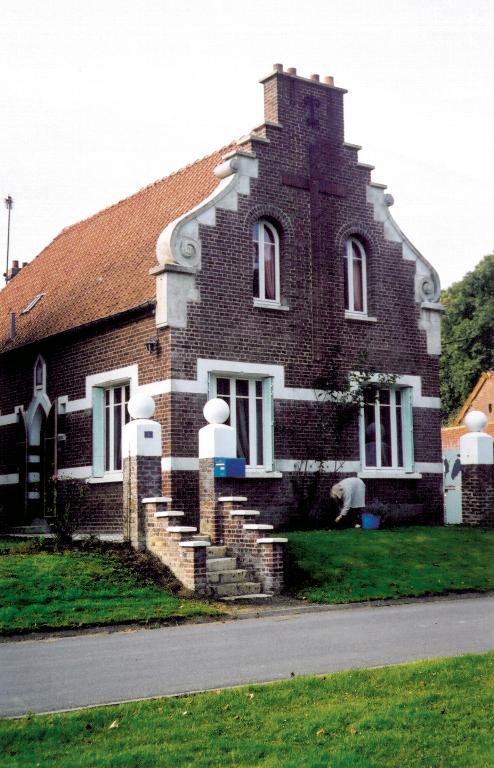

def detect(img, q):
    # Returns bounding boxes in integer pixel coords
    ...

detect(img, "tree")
[440,253,494,423]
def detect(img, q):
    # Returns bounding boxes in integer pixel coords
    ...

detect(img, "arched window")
[252,220,280,304]
[344,238,367,315]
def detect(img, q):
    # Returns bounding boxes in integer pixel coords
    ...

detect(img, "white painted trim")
[253,299,289,311]
[415,462,444,474]
[58,466,93,480]
[20,361,439,424]
[161,457,199,472]
[345,311,377,323]
[0,473,19,485]
[358,471,423,480]
[0,412,18,426]
[86,471,123,484]
[59,365,139,414]
[276,459,361,474]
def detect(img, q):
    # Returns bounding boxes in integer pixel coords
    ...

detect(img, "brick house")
[0,65,445,536]
[442,372,494,450]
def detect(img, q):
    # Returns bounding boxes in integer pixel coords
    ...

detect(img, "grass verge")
[1,652,493,767]
[285,526,494,603]
[0,538,221,634]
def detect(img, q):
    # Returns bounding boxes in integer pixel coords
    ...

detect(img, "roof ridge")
[34,141,236,259]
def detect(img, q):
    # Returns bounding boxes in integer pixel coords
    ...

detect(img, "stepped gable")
[0,143,234,352]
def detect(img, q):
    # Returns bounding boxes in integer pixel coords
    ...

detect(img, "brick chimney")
[5,260,24,282]
[260,64,347,146]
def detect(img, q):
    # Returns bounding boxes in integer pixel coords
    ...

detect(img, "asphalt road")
[1,595,493,717]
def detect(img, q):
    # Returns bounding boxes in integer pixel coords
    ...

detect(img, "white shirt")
[337,477,366,516]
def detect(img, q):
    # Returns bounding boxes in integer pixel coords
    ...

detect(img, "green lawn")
[285,526,494,603]
[1,652,492,767]
[0,539,221,634]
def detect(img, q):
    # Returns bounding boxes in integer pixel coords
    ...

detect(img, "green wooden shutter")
[402,387,415,473]
[92,387,105,477]
[263,377,274,471]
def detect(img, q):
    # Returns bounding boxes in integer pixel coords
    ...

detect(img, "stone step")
[206,557,237,572]
[207,568,248,584]
[212,581,262,597]
[220,593,273,603]
[207,545,228,558]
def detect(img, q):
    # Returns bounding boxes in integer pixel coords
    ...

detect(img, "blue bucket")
[362,512,381,530]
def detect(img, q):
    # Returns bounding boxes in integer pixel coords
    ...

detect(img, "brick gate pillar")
[460,411,494,528]
[198,398,237,544]
[122,394,162,549]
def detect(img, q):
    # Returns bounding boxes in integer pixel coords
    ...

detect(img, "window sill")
[253,299,289,312]
[86,471,123,484]
[244,469,283,480]
[345,311,377,322]
[358,471,422,480]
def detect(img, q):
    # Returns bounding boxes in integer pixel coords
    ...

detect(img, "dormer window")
[344,238,367,316]
[252,220,280,305]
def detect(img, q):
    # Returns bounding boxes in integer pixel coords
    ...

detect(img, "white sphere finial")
[464,410,487,433]
[203,397,230,424]
[128,393,156,420]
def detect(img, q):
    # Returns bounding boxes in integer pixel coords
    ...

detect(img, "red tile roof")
[0,144,233,352]
[442,422,494,450]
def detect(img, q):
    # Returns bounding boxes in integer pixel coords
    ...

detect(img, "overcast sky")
[0,0,492,290]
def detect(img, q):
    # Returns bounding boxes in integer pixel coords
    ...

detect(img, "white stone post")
[198,398,236,543]
[122,393,162,549]
[459,411,494,527]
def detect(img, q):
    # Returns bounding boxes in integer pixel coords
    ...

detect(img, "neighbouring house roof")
[0,144,233,353]
[453,372,494,426]
[442,422,494,450]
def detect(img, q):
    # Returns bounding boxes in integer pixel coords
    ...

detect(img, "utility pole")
[4,195,14,284]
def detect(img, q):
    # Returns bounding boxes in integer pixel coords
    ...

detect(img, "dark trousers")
[338,508,362,528]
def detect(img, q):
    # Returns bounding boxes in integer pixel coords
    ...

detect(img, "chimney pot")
[287,67,297,75]
[273,63,283,72]
[323,75,334,86]
[310,74,320,82]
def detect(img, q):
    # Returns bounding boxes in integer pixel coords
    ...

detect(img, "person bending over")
[330,476,366,528]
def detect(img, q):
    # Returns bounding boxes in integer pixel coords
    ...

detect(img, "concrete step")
[206,557,237,572]
[212,581,262,597]
[207,545,228,558]
[207,568,248,584]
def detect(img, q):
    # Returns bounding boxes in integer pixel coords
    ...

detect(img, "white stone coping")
[243,523,274,530]
[142,496,172,504]
[166,526,197,533]
[256,537,288,544]
[218,496,248,502]
[230,510,260,516]
[179,540,211,548]
[154,510,184,518]
[86,471,123,484]
[344,311,378,323]
[358,471,423,480]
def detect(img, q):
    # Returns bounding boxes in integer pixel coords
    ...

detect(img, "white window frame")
[210,374,274,472]
[253,220,281,306]
[344,237,368,316]
[103,383,130,473]
[359,386,414,473]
